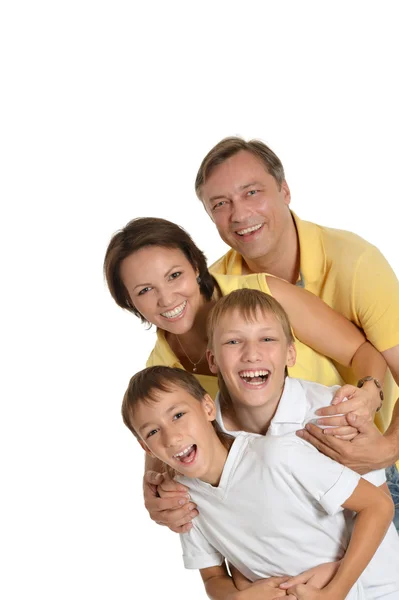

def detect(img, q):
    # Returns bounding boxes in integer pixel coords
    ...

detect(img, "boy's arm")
[143,454,197,533]
[200,565,287,600]
[287,478,394,599]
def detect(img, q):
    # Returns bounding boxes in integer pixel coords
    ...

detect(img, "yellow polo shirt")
[146,272,344,397]
[210,212,399,437]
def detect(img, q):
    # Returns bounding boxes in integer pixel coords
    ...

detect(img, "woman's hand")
[143,471,198,533]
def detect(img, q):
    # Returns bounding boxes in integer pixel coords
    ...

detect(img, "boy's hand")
[234,577,289,599]
[143,471,198,533]
[314,385,377,436]
[285,583,339,600]
[279,562,340,591]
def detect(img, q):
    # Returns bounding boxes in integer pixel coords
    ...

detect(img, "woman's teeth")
[161,301,187,319]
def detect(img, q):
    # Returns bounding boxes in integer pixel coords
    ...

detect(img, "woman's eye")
[169,271,181,280]
[173,412,184,420]
[138,287,151,296]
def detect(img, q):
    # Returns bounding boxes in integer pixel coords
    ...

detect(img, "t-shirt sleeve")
[361,468,386,486]
[283,439,361,516]
[180,523,224,570]
[353,247,399,352]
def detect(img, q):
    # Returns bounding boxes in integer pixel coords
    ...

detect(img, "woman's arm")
[267,275,386,413]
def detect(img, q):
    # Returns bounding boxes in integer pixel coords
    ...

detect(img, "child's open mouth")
[239,370,270,386]
[173,444,197,464]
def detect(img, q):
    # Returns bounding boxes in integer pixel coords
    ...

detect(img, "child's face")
[207,308,296,409]
[132,386,227,485]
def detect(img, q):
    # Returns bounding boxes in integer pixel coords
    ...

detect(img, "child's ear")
[286,343,296,368]
[206,348,219,374]
[201,394,217,421]
[137,439,156,458]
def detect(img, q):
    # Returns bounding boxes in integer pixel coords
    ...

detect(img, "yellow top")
[146,271,344,398]
[209,212,399,436]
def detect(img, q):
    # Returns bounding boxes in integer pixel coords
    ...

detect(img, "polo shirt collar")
[270,377,307,425]
[292,211,326,290]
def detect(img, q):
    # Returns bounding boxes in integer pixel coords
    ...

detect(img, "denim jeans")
[386,464,399,533]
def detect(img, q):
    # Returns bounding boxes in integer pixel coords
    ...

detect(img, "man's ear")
[206,348,219,374]
[201,394,217,421]
[138,438,155,458]
[281,179,291,206]
[286,343,296,368]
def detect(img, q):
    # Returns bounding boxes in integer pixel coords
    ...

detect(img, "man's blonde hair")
[195,136,285,200]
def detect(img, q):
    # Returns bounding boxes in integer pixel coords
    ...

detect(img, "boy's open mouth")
[239,370,270,386]
[173,444,197,464]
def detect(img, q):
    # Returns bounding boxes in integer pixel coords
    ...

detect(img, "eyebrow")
[138,403,183,432]
[209,181,263,203]
[132,265,183,291]
[221,326,277,335]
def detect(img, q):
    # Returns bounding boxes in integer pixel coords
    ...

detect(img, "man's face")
[207,308,296,410]
[201,151,292,262]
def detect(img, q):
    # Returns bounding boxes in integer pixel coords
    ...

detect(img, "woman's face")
[120,246,204,334]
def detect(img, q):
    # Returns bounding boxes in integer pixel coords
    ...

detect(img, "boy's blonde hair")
[207,288,294,349]
[206,289,295,410]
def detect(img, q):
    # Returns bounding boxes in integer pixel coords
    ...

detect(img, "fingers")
[331,385,357,404]
[279,573,309,588]
[316,398,361,417]
[266,576,290,587]
[157,478,190,498]
[322,425,358,437]
[315,415,348,427]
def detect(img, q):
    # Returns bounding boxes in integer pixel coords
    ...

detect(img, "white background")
[1,2,399,598]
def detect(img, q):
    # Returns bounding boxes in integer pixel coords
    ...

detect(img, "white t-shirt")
[216,377,386,486]
[179,432,365,600]
[210,377,399,598]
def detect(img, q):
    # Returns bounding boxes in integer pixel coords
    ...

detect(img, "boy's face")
[207,308,296,409]
[132,386,227,485]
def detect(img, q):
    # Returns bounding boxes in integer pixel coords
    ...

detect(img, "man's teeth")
[236,223,263,236]
[161,301,187,319]
[174,444,194,459]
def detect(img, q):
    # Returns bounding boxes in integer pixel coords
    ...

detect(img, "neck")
[242,213,300,283]
[201,437,229,486]
[227,380,286,436]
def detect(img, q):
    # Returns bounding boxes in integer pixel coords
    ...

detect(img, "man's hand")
[314,385,376,435]
[143,471,198,533]
[297,419,395,473]
[279,562,340,591]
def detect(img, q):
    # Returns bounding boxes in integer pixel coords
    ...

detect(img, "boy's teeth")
[239,370,269,378]
[174,444,194,458]
[161,301,187,318]
[236,223,262,236]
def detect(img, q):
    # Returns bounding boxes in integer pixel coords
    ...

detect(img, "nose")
[157,286,175,308]
[242,341,262,363]
[162,427,183,449]
[230,197,252,224]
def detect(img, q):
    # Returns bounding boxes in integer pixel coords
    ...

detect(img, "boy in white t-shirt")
[122,291,397,599]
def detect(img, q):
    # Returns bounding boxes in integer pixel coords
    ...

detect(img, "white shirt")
[179,432,365,600]
[216,377,386,486]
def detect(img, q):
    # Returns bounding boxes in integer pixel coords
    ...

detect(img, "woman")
[104,217,385,407]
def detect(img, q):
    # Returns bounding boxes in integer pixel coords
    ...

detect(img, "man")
[196,136,399,519]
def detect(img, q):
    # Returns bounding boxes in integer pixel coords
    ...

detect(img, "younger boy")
[122,330,395,599]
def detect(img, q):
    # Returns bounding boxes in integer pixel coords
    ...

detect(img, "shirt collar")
[292,212,326,290]
[271,377,307,425]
